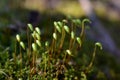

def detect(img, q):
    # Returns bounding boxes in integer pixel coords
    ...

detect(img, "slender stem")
[44,53,47,73]
[14,40,17,65]
[27,27,31,64]
[80,19,91,42]
[69,39,73,50]
[50,27,57,54]
[63,52,67,64]
[59,26,66,49]
[86,46,97,72]
[20,46,22,69]
[32,37,36,68]
[80,20,85,40]
[32,51,35,68]
[69,22,74,50]
[54,28,57,52]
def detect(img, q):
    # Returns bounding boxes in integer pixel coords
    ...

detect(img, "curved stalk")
[80,19,91,38]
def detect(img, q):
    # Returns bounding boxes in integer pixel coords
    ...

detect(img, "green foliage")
[0,18,103,79]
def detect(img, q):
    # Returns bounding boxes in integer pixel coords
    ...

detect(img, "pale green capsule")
[82,19,91,24]
[81,72,87,80]
[18,78,22,80]
[76,37,82,46]
[36,40,41,47]
[32,43,37,51]
[20,41,25,50]
[16,34,21,42]
[53,33,57,40]
[57,21,63,28]
[62,19,68,23]
[45,41,49,47]
[72,19,81,25]
[31,31,36,39]
[76,19,81,25]
[35,27,41,35]
[28,23,33,31]
[56,26,61,33]
[95,42,102,50]
[71,31,75,39]
[54,21,57,26]
[64,25,70,33]
[66,49,72,56]
[35,33,40,40]
[54,22,61,33]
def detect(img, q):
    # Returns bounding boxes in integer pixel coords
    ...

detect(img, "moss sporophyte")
[0,18,102,79]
